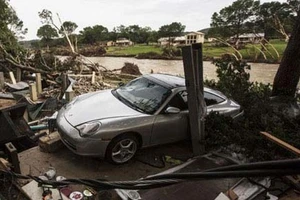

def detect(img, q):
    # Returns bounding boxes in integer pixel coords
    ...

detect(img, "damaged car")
[56,74,243,164]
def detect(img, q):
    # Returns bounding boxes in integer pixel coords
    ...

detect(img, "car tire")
[106,134,139,164]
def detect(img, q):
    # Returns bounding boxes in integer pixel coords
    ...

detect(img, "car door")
[150,91,189,145]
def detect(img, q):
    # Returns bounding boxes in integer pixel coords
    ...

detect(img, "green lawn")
[105,40,287,62]
[106,44,163,56]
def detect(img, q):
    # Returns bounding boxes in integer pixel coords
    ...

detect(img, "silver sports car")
[57,74,242,164]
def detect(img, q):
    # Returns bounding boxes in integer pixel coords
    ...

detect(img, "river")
[89,57,280,85]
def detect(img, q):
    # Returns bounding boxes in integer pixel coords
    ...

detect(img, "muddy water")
[88,57,280,84]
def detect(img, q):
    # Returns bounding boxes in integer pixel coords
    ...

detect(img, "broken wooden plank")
[260,131,300,156]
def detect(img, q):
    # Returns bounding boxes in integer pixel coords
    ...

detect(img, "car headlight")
[76,121,101,137]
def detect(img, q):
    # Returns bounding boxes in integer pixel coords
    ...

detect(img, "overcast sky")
[10,0,285,40]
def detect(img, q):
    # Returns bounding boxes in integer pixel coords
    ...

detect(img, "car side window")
[204,92,224,106]
[168,92,188,111]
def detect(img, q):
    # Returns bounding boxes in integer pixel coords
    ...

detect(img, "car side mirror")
[165,107,180,114]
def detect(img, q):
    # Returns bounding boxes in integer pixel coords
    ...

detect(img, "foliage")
[60,21,78,35]
[158,22,186,38]
[79,25,109,44]
[204,55,300,161]
[257,2,295,40]
[37,24,58,40]
[0,0,26,57]
[162,47,181,57]
[210,0,260,38]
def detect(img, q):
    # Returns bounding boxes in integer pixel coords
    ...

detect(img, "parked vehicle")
[56,74,243,164]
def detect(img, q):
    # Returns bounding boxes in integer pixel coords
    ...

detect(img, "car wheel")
[106,134,138,164]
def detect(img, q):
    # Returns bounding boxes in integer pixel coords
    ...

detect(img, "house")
[157,31,205,47]
[158,37,175,46]
[230,33,265,44]
[185,32,205,45]
[116,38,133,46]
[173,36,186,46]
[106,41,115,47]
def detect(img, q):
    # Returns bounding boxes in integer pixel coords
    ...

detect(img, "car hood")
[64,90,142,126]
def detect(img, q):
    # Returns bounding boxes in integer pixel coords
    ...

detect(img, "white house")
[173,36,186,46]
[116,38,134,46]
[157,32,205,46]
[185,32,205,45]
[230,33,265,44]
[158,37,173,46]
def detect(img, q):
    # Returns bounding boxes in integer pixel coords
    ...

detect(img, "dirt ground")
[19,141,193,181]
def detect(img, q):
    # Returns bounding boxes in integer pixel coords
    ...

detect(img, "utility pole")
[182,43,206,156]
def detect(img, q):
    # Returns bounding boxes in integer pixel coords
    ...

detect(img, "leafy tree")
[37,25,58,47]
[79,25,108,44]
[210,0,260,39]
[60,21,78,35]
[158,22,186,38]
[0,0,26,56]
[257,2,295,41]
[37,24,58,40]
[113,25,129,39]
[126,25,152,43]
[288,0,300,14]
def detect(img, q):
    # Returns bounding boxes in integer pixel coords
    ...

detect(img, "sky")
[9,0,286,40]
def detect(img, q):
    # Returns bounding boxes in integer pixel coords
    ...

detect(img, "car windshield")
[114,77,171,114]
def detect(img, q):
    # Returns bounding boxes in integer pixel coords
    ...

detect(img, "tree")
[113,25,129,39]
[126,25,152,43]
[158,22,186,38]
[37,25,58,47]
[257,2,294,41]
[210,0,260,39]
[0,0,26,56]
[60,21,78,36]
[288,0,300,14]
[37,24,58,40]
[79,25,108,44]
[272,10,300,97]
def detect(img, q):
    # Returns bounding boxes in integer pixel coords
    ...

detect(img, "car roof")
[145,74,185,88]
[144,73,227,99]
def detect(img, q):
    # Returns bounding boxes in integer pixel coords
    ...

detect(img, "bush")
[204,55,300,161]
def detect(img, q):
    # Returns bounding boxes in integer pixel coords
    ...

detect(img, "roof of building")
[185,31,205,36]
[231,33,265,39]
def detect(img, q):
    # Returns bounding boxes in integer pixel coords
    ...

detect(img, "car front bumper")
[56,108,110,158]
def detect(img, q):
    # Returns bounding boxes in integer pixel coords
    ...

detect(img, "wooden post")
[9,71,16,84]
[91,71,96,84]
[29,83,38,101]
[65,90,75,102]
[182,43,205,156]
[5,142,21,174]
[35,73,42,95]
[0,72,4,89]
[16,68,22,82]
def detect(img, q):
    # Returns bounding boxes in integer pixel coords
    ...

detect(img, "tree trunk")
[272,12,300,97]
